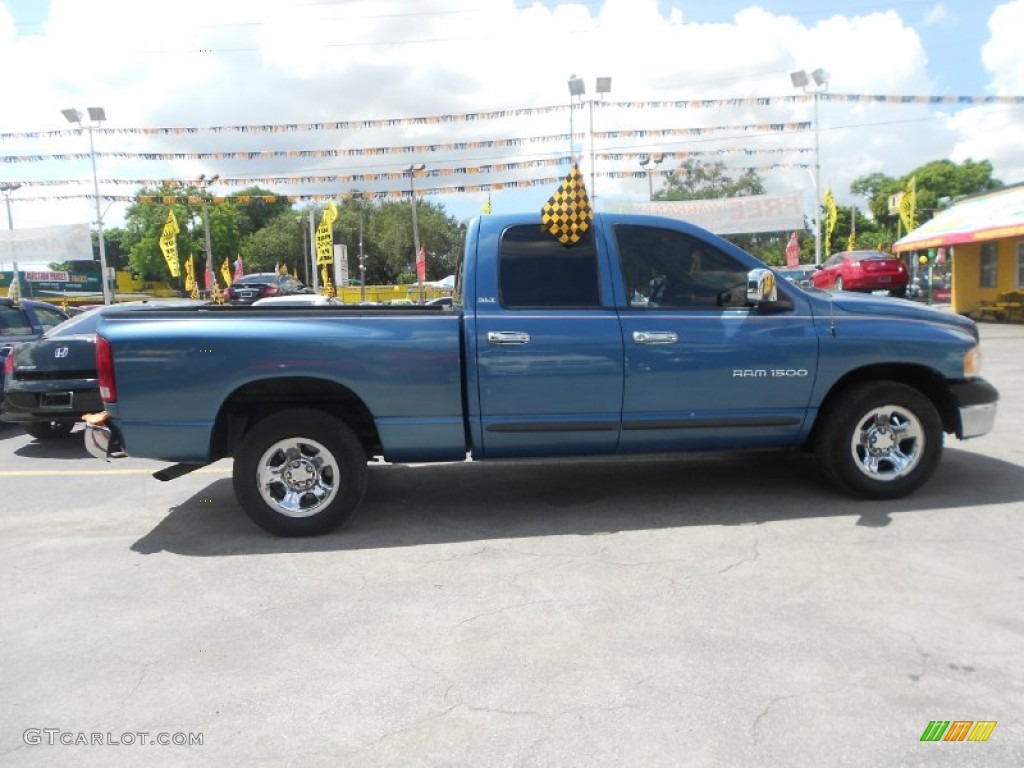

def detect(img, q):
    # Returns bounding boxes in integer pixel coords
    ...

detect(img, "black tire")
[890,286,907,298]
[815,381,943,499]
[233,409,368,537]
[24,420,76,440]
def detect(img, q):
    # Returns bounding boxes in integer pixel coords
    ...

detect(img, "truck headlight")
[964,346,982,377]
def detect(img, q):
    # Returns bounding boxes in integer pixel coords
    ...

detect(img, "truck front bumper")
[950,379,999,439]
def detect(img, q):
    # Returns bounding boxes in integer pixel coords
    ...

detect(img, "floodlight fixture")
[61,106,112,303]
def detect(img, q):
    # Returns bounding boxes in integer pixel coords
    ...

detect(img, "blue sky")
[1,0,1021,256]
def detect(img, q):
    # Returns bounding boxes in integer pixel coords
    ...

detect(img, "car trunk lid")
[11,336,96,380]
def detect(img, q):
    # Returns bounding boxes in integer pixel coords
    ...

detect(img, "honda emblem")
[54,347,69,358]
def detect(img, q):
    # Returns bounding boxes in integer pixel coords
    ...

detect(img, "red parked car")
[810,250,910,297]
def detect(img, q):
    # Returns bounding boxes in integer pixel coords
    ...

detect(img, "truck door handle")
[633,331,678,345]
[487,331,531,345]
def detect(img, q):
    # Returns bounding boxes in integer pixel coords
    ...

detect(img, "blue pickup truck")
[85,213,998,536]
[1,298,70,401]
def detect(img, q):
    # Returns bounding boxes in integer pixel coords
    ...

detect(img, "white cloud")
[0,0,1018,235]
[981,0,1024,95]
[924,3,951,24]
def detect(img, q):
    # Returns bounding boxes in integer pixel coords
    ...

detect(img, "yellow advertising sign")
[316,200,337,265]
[159,210,180,277]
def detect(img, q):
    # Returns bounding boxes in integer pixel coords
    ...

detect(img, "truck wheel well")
[809,364,959,446]
[209,377,381,460]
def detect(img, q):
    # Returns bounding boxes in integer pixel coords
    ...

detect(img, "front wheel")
[24,420,76,440]
[233,409,368,537]
[834,276,844,291]
[815,381,943,499]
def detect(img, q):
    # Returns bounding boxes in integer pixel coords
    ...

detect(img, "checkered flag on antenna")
[540,164,593,245]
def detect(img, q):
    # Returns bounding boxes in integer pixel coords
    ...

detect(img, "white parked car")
[251,294,337,307]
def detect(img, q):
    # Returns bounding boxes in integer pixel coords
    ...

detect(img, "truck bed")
[98,305,466,463]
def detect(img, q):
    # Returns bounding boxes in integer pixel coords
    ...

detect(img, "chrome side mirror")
[746,268,778,305]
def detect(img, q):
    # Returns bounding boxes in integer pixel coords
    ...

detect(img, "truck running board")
[153,463,208,482]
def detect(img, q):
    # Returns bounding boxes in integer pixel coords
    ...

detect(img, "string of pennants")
[1,93,1020,140]
[0,123,811,164]
[7,148,814,189]
[6,164,814,203]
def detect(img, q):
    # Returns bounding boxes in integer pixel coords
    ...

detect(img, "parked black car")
[775,266,817,288]
[1,299,204,439]
[224,273,312,305]
[1,298,69,402]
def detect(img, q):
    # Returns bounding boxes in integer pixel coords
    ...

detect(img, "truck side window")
[615,225,748,310]
[498,225,601,309]
[0,306,33,335]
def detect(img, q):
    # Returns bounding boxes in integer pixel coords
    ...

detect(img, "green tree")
[656,160,766,201]
[240,211,305,274]
[232,186,295,238]
[122,185,242,282]
[346,199,463,284]
[850,158,1003,244]
[99,227,130,271]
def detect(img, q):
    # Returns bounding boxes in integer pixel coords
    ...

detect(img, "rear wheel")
[233,409,368,537]
[834,276,844,291]
[815,381,943,499]
[24,420,76,440]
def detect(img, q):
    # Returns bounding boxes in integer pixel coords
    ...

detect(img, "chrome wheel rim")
[850,404,925,482]
[255,437,339,518]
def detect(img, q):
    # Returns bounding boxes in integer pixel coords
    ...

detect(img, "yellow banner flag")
[899,176,917,234]
[159,210,180,277]
[823,187,837,256]
[316,200,338,265]
[184,254,196,293]
[221,258,232,287]
[540,164,593,245]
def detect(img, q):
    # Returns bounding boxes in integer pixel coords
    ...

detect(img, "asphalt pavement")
[1,321,1022,767]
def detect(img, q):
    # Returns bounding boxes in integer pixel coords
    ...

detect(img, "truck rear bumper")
[84,417,126,460]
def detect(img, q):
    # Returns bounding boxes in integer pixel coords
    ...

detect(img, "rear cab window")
[497,225,602,309]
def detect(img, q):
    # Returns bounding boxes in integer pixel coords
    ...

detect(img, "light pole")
[567,75,584,167]
[196,173,220,295]
[296,216,309,285]
[405,164,426,303]
[62,107,112,304]
[790,68,829,267]
[1,182,21,292]
[355,193,367,303]
[639,154,664,201]
[567,75,612,198]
